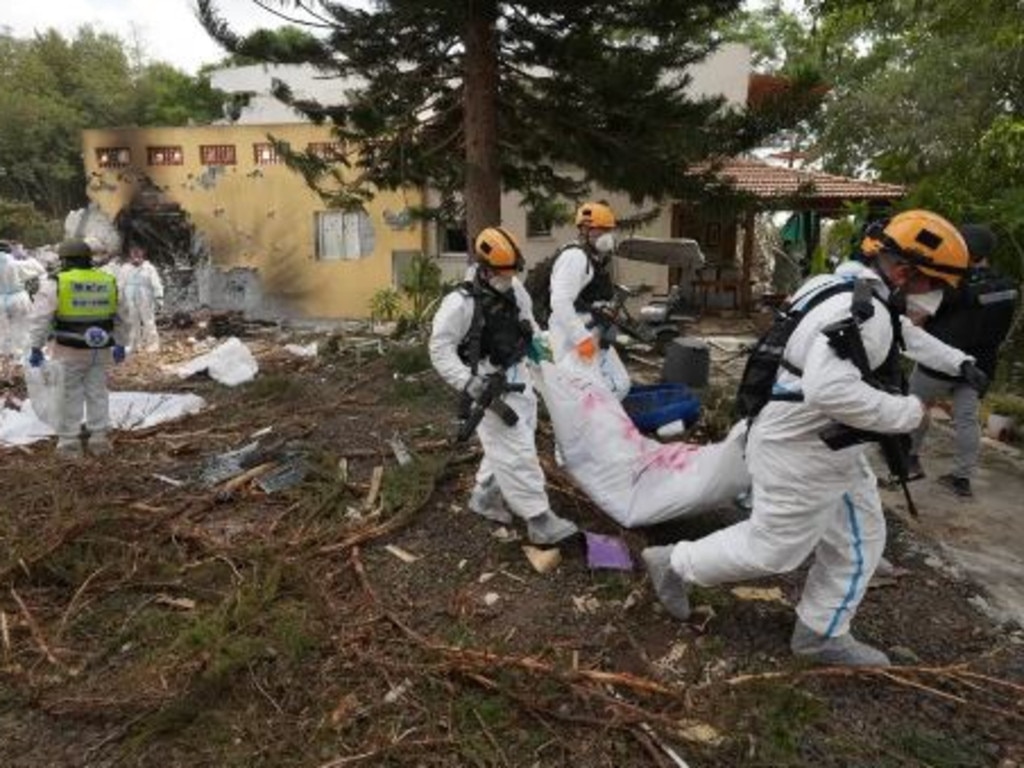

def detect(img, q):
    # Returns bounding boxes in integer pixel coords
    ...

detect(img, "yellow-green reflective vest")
[54,269,118,348]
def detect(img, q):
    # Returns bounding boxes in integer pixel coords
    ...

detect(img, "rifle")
[818,299,920,518]
[587,285,656,346]
[456,373,526,443]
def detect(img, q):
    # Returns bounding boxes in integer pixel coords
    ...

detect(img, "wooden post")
[741,208,756,314]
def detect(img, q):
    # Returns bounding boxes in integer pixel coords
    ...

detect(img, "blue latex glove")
[28,348,44,368]
[112,345,126,364]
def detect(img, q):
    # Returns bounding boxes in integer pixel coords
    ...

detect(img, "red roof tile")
[707,157,905,201]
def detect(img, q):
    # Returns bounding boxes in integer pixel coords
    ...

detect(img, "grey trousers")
[908,366,980,480]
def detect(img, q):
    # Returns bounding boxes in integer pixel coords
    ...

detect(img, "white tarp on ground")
[0,392,207,446]
[171,337,258,386]
[534,361,750,528]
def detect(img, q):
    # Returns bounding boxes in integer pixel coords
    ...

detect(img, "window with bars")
[96,147,131,168]
[253,142,288,165]
[147,146,184,166]
[307,141,344,161]
[200,144,237,165]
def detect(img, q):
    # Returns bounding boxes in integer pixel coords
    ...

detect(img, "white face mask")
[906,289,944,318]
[488,274,513,293]
[591,232,616,255]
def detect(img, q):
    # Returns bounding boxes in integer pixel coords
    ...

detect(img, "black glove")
[960,360,990,397]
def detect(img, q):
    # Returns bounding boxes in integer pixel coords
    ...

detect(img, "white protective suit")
[429,274,551,522]
[119,260,164,352]
[667,260,971,639]
[0,251,33,359]
[27,275,128,448]
[548,245,631,399]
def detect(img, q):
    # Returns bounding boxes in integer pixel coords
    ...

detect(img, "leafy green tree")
[198,1,819,238]
[0,26,228,221]
[725,0,1024,276]
[135,63,226,126]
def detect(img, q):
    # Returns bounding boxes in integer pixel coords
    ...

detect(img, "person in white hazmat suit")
[27,239,128,458]
[119,243,164,353]
[643,210,986,667]
[548,201,631,399]
[430,227,580,546]
[0,241,35,360]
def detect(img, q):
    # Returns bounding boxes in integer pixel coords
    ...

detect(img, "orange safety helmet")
[861,210,969,288]
[575,201,616,230]
[474,226,524,273]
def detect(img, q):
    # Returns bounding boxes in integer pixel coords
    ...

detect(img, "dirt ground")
[1,327,1022,768]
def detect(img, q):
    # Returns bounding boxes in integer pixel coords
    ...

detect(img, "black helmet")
[58,239,93,266]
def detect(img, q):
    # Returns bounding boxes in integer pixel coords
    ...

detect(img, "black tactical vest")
[457,281,533,372]
[575,255,615,311]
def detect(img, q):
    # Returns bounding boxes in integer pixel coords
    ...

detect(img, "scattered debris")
[172,337,259,386]
[639,722,694,767]
[382,678,412,705]
[255,457,309,494]
[283,342,318,359]
[522,545,562,574]
[383,544,420,564]
[730,586,789,605]
[584,532,633,571]
[364,466,385,510]
[572,594,601,615]
[389,435,412,466]
[152,473,185,488]
[154,595,196,611]
[654,641,690,675]
[477,572,496,584]
[676,720,724,747]
[490,526,520,543]
[482,592,501,607]
[199,441,262,488]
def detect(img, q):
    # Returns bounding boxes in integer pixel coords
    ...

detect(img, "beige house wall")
[82,124,423,319]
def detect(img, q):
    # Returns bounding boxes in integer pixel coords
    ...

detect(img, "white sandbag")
[24,360,65,428]
[535,361,750,528]
[172,337,258,386]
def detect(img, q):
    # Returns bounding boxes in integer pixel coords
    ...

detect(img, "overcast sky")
[2,1,799,75]
[1,0,322,73]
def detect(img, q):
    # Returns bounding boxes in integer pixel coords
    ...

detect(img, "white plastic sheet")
[0,392,207,447]
[172,337,258,386]
[535,361,750,528]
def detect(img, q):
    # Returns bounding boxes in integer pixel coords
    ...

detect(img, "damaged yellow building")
[82,124,424,319]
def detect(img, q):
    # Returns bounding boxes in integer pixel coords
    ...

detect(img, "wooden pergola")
[674,157,906,311]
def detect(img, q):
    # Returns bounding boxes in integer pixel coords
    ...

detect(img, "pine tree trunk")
[462,1,501,245]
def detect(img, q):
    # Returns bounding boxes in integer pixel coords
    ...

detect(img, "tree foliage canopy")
[727,0,1024,276]
[199,1,819,235]
[0,26,225,220]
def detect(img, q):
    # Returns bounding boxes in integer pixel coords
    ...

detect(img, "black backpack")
[523,244,573,328]
[735,280,858,420]
[524,244,614,328]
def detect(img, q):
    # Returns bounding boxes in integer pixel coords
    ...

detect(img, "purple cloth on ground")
[584,532,634,571]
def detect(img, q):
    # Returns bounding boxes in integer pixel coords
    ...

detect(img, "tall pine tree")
[198,1,812,238]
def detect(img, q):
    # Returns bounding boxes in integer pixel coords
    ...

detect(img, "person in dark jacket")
[908,225,1020,497]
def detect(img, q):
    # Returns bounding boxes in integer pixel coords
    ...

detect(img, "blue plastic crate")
[622,383,701,433]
